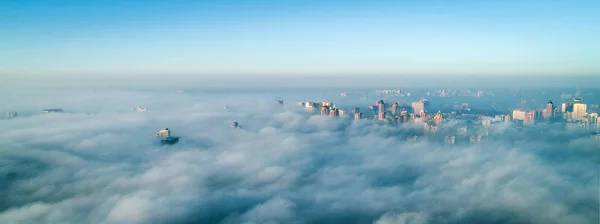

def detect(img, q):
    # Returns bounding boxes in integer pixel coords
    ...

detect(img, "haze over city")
[1,0,599,224]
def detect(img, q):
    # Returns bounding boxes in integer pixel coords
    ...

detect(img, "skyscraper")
[572,104,587,121]
[572,98,587,121]
[391,102,399,115]
[433,110,443,126]
[329,108,340,117]
[512,110,526,121]
[588,113,598,130]
[504,115,511,123]
[542,100,555,120]
[320,106,330,116]
[378,111,385,121]
[411,99,429,114]
[354,112,362,120]
[377,100,385,112]
[524,111,536,125]
[398,111,410,125]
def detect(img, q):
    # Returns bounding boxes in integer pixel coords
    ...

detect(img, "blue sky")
[1,0,599,77]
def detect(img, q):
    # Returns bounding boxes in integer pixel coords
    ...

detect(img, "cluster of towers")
[298,101,344,117]
[367,99,442,125]
[296,98,495,144]
[299,99,445,129]
[511,97,598,128]
[320,105,340,117]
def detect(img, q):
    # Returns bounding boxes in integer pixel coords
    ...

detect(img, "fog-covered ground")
[0,88,598,224]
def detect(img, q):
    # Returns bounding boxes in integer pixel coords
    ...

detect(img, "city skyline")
[1,87,598,223]
[2,0,600,77]
[1,1,599,223]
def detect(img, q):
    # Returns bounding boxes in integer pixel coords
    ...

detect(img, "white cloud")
[374,212,429,224]
[107,196,151,223]
[0,89,597,224]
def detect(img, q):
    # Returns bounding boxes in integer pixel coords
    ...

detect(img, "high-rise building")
[573,101,587,121]
[433,111,443,126]
[395,116,403,125]
[512,110,526,121]
[588,113,598,130]
[354,112,362,120]
[561,102,572,113]
[542,100,555,120]
[398,111,410,125]
[156,128,180,145]
[378,111,385,121]
[376,100,385,112]
[320,101,334,108]
[329,108,339,117]
[419,110,428,120]
[524,111,535,125]
[305,101,316,109]
[573,97,583,104]
[156,128,171,137]
[231,121,240,129]
[320,106,330,116]
[411,99,429,114]
[391,102,399,115]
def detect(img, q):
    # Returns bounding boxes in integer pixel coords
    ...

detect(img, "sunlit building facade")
[572,103,587,121]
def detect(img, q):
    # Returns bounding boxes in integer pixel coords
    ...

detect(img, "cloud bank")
[0,89,598,224]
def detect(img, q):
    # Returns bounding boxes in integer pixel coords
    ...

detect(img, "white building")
[512,110,526,121]
[157,128,171,137]
[572,103,587,121]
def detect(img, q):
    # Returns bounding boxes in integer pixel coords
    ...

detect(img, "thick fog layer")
[0,89,598,224]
